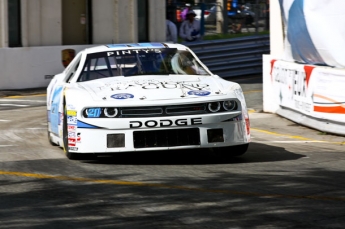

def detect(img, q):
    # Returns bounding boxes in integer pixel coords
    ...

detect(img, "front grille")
[120,104,207,118]
[133,128,200,148]
[121,107,163,116]
[166,104,206,115]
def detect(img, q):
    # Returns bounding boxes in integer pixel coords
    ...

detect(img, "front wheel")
[212,144,249,158]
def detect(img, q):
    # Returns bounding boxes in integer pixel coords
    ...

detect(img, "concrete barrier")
[0,45,94,90]
[263,54,345,136]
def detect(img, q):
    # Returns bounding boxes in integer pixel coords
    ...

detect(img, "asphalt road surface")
[0,76,345,229]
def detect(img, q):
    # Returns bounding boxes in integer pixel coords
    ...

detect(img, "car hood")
[77,75,228,102]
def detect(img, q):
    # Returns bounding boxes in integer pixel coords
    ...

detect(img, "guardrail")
[185,35,270,78]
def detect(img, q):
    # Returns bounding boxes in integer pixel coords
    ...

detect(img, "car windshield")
[77,48,210,82]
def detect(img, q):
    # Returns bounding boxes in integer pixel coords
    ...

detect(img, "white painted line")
[0,145,14,147]
[0,99,44,102]
[0,120,11,122]
[0,104,30,107]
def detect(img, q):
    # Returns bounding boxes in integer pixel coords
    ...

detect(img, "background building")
[0,0,165,89]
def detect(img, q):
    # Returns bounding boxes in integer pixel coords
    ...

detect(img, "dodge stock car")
[47,42,250,160]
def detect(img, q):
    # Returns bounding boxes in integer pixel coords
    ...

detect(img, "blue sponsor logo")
[188,90,211,96]
[111,93,134,99]
[50,86,63,135]
[126,43,165,48]
[106,44,128,48]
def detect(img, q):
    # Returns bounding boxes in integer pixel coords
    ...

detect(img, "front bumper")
[68,112,250,153]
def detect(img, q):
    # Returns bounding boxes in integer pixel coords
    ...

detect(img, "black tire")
[212,144,249,158]
[62,102,79,160]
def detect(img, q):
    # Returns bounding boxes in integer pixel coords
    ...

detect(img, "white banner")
[269,59,345,123]
[279,0,345,68]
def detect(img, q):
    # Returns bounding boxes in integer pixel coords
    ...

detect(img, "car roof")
[83,42,189,54]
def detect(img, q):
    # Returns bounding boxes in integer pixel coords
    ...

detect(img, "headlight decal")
[208,102,221,112]
[85,108,101,118]
[104,108,118,118]
[83,101,240,118]
[223,100,237,111]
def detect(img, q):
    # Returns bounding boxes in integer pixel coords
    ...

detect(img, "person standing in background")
[179,10,200,42]
[166,12,178,43]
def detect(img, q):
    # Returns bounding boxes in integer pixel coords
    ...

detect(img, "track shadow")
[83,142,304,165]
[0,151,344,229]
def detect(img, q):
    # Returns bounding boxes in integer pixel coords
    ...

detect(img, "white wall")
[0,0,8,48]
[93,0,165,44]
[0,45,93,90]
[93,0,138,44]
[21,0,62,47]
[270,0,284,57]
[0,0,167,90]
[92,0,116,44]
[148,0,165,42]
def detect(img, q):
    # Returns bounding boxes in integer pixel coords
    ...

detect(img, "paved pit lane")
[0,77,345,229]
[0,94,46,111]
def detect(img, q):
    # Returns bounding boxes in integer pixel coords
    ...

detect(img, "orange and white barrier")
[263,55,345,136]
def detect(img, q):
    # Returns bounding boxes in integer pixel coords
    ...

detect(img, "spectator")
[230,5,244,33]
[179,10,201,42]
[180,3,192,21]
[166,13,178,43]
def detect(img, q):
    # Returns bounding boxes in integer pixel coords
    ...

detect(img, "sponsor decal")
[67,116,77,125]
[68,132,76,138]
[67,104,76,110]
[68,125,77,131]
[68,147,78,151]
[107,48,162,57]
[77,133,81,143]
[68,138,76,146]
[66,110,77,117]
[50,86,63,135]
[272,61,314,113]
[187,90,211,96]
[97,80,210,91]
[111,93,134,99]
[129,118,202,128]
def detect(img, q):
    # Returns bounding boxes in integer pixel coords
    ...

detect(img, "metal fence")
[199,3,269,36]
[184,34,270,78]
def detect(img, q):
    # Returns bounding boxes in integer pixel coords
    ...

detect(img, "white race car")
[47,43,250,160]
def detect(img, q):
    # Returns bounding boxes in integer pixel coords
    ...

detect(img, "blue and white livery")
[47,43,250,160]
